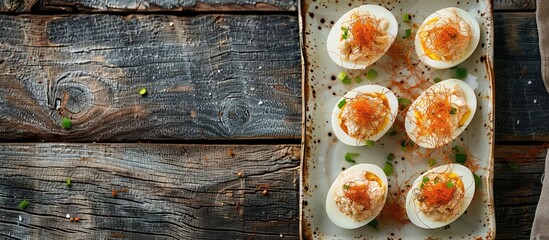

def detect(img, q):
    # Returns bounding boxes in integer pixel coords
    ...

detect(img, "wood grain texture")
[0,0,36,12]
[494,0,536,10]
[41,0,297,12]
[494,145,547,240]
[494,12,549,141]
[34,0,535,12]
[0,14,301,142]
[0,143,301,239]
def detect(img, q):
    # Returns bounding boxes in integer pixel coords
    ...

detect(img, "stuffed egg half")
[332,85,398,146]
[326,164,388,229]
[405,79,477,149]
[414,7,480,69]
[405,163,475,229]
[327,5,398,69]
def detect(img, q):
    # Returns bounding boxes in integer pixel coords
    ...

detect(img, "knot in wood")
[220,100,250,133]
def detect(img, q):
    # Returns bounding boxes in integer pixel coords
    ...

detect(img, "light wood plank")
[0,14,301,142]
[494,12,549,141]
[494,145,547,239]
[0,143,301,239]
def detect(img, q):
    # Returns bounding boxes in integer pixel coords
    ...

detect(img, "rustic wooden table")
[0,0,546,239]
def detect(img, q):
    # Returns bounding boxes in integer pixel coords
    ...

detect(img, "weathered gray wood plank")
[0,14,301,142]
[494,12,549,141]
[40,0,296,12]
[494,0,536,10]
[0,143,300,239]
[36,0,534,12]
[494,145,547,240]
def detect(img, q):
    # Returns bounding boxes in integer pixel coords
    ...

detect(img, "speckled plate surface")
[299,0,495,239]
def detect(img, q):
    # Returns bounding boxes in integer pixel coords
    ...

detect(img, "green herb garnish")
[62,117,71,129]
[383,162,394,176]
[446,181,454,188]
[387,153,395,161]
[66,178,72,187]
[404,29,412,39]
[338,71,352,84]
[422,176,429,183]
[343,184,351,190]
[398,98,412,109]
[365,140,375,147]
[450,107,457,115]
[455,67,467,79]
[354,76,363,84]
[366,69,378,80]
[474,173,482,186]
[19,200,29,210]
[139,87,147,96]
[428,158,437,167]
[337,99,347,109]
[434,77,442,83]
[344,153,359,164]
[402,13,411,22]
[454,154,467,165]
[341,27,349,40]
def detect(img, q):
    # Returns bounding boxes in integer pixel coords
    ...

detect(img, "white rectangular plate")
[300,0,495,239]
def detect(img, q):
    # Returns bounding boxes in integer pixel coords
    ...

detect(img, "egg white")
[405,163,475,229]
[326,164,388,229]
[332,85,398,146]
[404,79,477,149]
[414,7,481,69]
[327,5,398,69]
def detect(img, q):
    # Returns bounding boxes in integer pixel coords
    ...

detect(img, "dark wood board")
[0,14,301,142]
[494,145,547,240]
[0,143,301,239]
[494,12,549,141]
[493,0,536,10]
[0,143,545,239]
[0,0,534,12]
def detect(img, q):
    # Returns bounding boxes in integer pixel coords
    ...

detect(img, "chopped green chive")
[434,176,440,184]
[428,158,437,167]
[450,107,457,115]
[139,87,147,96]
[62,117,71,129]
[422,176,429,183]
[473,173,482,186]
[18,199,29,210]
[337,99,347,109]
[398,98,412,109]
[404,29,412,39]
[343,184,351,190]
[452,145,465,154]
[446,181,454,188]
[420,182,425,188]
[383,162,394,176]
[434,77,442,83]
[366,69,378,80]
[367,219,379,229]
[454,154,467,165]
[455,67,467,79]
[365,140,375,147]
[345,153,359,164]
[402,13,411,22]
[338,71,352,84]
[354,76,363,84]
[341,27,349,40]
[66,178,72,187]
[387,153,395,161]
